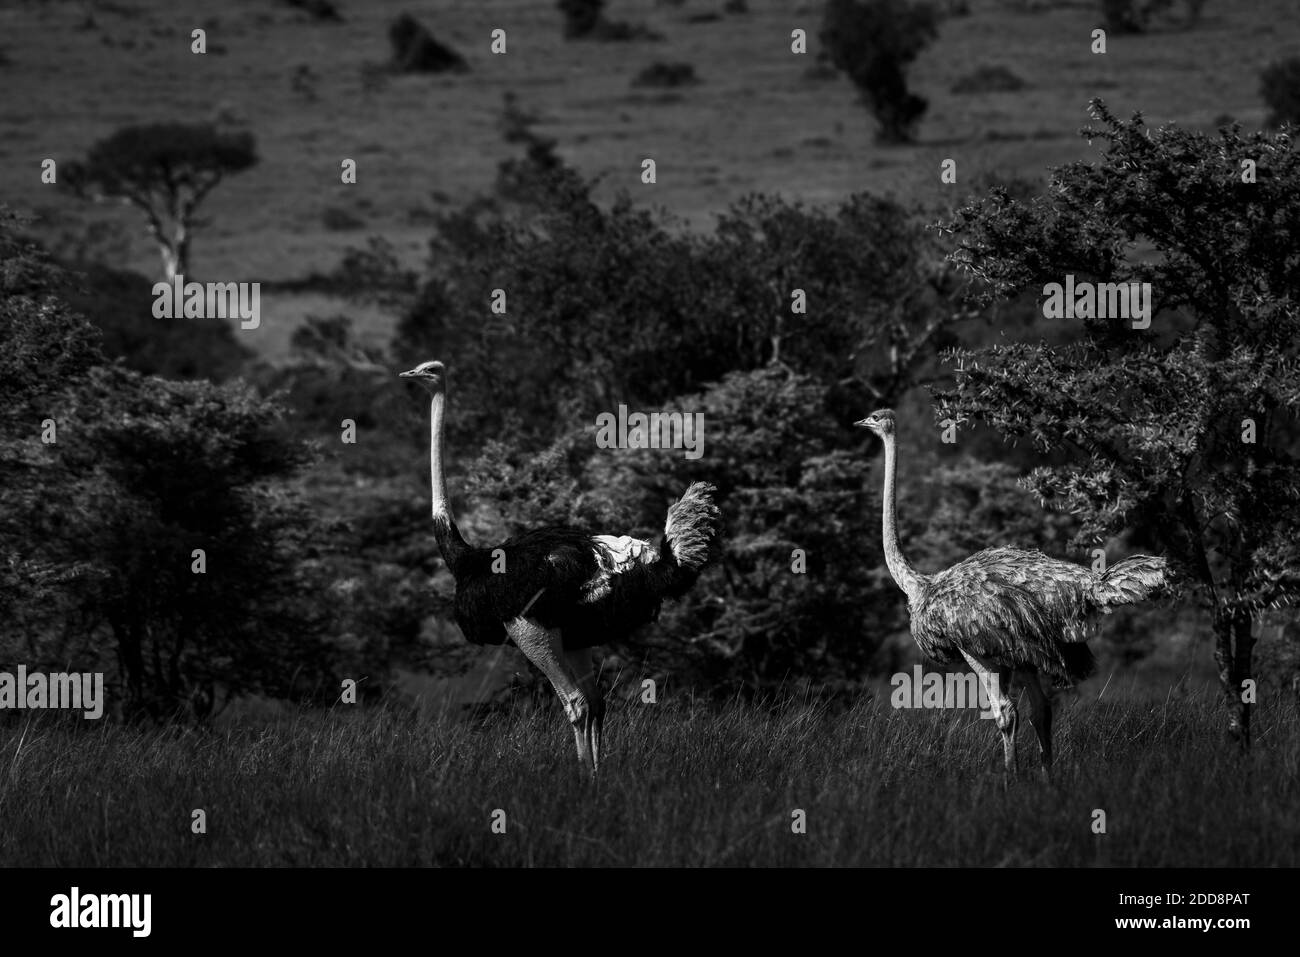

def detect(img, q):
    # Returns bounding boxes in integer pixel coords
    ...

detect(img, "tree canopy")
[935,100,1300,746]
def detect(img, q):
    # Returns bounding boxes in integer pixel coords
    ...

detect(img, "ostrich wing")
[910,547,1101,682]
[581,534,659,602]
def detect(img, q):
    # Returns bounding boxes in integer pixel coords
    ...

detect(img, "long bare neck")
[429,390,470,572]
[881,432,923,601]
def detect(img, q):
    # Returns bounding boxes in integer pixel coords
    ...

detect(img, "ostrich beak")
[853,418,872,428]
[398,369,418,378]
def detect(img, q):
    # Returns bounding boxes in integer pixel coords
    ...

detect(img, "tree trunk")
[110,613,147,722]
[173,220,190,279]
[156,222,189,281]
[1212,604,1254,749]
[159,242,181,282]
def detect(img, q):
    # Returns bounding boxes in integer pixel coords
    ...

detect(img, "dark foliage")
[283,0,343,22]
[61,263,249,381]
[936,100,1300,747]
[388,13,469,73]
[557,0,662,40]
[1100,0,1206,33]
[0,214,349,721]
[819,0,939,143]
[632,61,699,88]
[558,0,605,37]
[1261,57,1300,128]
[951,65,1025,95]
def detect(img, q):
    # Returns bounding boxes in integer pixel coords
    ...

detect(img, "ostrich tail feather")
[663,482,720,571]
[1094,555,1172,607]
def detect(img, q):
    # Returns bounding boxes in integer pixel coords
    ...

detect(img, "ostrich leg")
[507,618,594,776]
[961,650,1018,781]
[1019,668,1053,779]
[564,648,605,774]
[996,666,1018,777]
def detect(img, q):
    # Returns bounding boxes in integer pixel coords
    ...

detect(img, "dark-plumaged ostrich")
[855,409,1170,777]
[401,360,720,776]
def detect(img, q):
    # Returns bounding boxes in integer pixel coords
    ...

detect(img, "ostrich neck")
[429,390,469,571]
[881,433,922,601]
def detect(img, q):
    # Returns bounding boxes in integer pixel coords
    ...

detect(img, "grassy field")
[3,684,1296,867]
[2,0,1296,357]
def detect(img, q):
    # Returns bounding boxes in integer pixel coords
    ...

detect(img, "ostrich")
[401,360,720,776]
[855,408,1170,777]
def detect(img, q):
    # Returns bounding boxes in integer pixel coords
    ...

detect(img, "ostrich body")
[856,409,1169,776]
[401,361,720,775]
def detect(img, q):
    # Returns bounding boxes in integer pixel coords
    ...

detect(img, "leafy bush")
[632,61,699,88]
[388,13,468,73]
[558,0,604,37]
[950,65,1025,94]
[283,0,343,21]
[61,262,250,381]
[0,214,343,721]
[558,0,661,40]
[1261,57,1300,128]
[397,146,969,451]
[321,206,366,231]
[819,0,939,143]
[1100,0,1148,32]
[1100,0,1204,33]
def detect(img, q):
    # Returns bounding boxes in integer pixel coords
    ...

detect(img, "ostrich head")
[853,408,896,438]
[399,360,445,392]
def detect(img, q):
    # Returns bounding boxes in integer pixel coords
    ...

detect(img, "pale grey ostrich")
[856,408,1170,777]
[401,360,720,777]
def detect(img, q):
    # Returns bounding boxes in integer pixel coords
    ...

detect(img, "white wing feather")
[580,534,657,602]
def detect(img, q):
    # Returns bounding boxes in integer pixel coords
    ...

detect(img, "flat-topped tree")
[65,123,257,280]
[935,100,1300,749]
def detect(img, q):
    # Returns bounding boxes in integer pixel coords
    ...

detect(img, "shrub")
[950,65,1025,94]
[0,217,336,720]
[632,61,699,88]
[388,13,469,73]
[1100,0,1147,32]
[558,0,662,40]
[819,0,939,144]
[322,206,366,231]
[283,0,342,21]
[60,263,250,381]
[1261,57,1300,128]
[558,0,604,37]
[1100,0,1203,33]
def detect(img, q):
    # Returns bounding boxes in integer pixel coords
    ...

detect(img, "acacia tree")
[65,123,257,280]
[935,101,1300,748]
